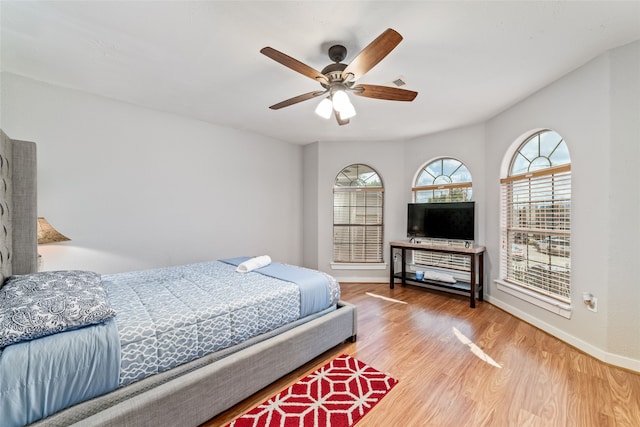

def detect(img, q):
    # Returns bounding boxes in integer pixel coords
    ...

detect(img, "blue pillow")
[0,270,116,349]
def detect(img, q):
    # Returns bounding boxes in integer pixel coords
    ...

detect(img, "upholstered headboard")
[0,129,38,283]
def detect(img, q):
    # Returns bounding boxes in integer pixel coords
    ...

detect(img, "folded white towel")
[424,270,457,283]
[236,255,272,273]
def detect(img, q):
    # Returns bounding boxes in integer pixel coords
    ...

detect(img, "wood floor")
[203,283,640,427]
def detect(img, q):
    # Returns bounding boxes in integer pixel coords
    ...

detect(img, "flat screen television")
[407,202,475,241]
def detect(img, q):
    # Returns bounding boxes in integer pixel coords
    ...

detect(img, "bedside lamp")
[37,217,70,270]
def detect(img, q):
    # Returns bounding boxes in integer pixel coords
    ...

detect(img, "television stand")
[389,241,485,308]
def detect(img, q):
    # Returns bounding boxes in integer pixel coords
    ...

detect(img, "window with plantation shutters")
[333,164,384,263]
[500,130,571,302]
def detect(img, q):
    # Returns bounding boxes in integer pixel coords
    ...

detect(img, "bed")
[0,130,357,427]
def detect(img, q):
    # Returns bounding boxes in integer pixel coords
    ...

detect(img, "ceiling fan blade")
[352,84,418,101]
[335,110,350,126]
[261,47,329,84]
[269,90,327,110]
[341,28,403,82]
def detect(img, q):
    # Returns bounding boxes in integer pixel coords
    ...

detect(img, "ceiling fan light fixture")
[315,97,333,119]
[261,28,416,125]
[331,89,356,119]
[337,100,356,120]
[331,90,350,111]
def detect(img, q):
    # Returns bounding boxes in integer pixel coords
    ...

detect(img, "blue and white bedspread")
[103,260,340,386]
[0,260,339,426]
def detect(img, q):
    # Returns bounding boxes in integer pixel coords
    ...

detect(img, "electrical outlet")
[587,297,598,312]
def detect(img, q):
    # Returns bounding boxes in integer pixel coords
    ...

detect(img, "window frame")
[411,158,474,271]
[332,164,385,266]
[497,130,572,317]
[413,157,473,203]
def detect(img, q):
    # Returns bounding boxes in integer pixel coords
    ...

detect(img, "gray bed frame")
[0,130,357,427]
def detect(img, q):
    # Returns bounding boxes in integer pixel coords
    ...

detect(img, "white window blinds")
[412,242,471,272]
[333,188,384,263]
[500,164,571,300]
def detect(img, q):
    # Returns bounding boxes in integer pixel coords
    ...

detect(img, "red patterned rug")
[226,354,398,427]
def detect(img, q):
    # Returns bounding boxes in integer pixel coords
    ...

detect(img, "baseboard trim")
[335,277,388,284]
[486,295,640,373]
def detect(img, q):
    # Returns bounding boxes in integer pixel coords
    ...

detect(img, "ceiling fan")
[260,28,418,126]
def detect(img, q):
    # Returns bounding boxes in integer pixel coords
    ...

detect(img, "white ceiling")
[2,1,639,145]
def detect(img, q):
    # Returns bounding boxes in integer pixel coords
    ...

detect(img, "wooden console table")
[389,241,485,308]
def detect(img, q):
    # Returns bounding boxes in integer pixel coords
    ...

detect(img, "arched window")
[413,158,472,202]
[411,158,473,271]
[500,130,571,304]
[333,164,384,263]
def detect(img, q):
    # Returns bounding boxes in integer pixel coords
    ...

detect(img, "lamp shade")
[37,217,70,244]
[315,98,333,119]
[331,90,350,112]
[338,101,356,120]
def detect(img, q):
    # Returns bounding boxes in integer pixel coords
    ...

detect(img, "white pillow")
[236,255,272,273]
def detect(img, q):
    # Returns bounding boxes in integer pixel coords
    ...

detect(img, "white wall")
[404,123,487,244]
[305,123,486,283]
[302,142,319,270]
[1,73,303,274]
[606,41,640,360]
[305,139,406,282]
[484,41,640,369]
